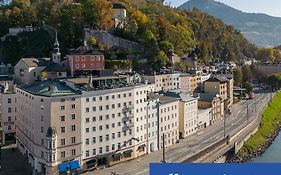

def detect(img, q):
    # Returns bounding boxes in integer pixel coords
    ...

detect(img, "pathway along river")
[252,132,281,162]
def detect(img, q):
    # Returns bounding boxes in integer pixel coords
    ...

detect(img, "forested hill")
[180,0,281,48]
[0,0,256,68]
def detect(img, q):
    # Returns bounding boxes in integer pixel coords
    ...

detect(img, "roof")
[150,94,180,104]
[199,93,219,102]
[20,80,79,97]
[206,76,229,83]
[69,46,104,55]
[21,58,50,67]
[66,76,127,85]
[163,91,196,102]
[43,62,67,72]
[112,3,125,9]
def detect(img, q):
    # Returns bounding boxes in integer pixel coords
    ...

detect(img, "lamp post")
[247,102,249,122]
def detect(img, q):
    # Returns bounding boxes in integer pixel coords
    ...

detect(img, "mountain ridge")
[179,0,281,47]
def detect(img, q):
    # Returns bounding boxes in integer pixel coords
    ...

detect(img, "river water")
[252,132,281,162]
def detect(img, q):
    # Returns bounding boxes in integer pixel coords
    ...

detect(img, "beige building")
[143,73,180,92]
[15,80,82,175]
[179,74,198,92]
[0,93,17,143]
[204,76,233,113]
[198,93,224,124]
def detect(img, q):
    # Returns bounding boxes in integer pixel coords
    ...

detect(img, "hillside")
[179,0,281,48]
[0,0,256,69]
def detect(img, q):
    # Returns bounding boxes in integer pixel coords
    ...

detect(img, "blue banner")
[150,163,281,175]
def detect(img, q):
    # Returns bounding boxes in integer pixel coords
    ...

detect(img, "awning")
[112,153,122,158]
[70,160,80,170]
[123,149,133,155]
[137,144,146,150]
[58,162,68,173]
[58,160,80,172]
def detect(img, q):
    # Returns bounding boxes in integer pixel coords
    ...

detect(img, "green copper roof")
[21,80,80,97]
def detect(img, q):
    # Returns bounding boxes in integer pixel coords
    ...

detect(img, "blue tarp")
[58,160,80,172]
[70,160,80,170]
[58,162,68,172]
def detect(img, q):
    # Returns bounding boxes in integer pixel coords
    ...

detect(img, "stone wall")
[84,29,144,51]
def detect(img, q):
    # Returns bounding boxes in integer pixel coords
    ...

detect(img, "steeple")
[52,31,61,63]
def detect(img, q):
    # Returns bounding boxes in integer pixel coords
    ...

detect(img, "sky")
[166,0,281,17]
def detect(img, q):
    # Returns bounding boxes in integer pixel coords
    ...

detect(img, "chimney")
[48,85,55,92]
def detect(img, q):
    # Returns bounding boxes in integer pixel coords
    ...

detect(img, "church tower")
[52,31,61,64]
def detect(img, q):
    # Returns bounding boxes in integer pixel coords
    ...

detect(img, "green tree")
[242,65,251,82]
[159,40,174,53]
[233,67,242,85]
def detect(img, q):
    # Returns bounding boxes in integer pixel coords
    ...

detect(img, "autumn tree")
[256,48,274,62]
[81,0,113,30]
[87,36,97,47]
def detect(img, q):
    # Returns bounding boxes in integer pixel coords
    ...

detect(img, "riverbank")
[228,92,281,162]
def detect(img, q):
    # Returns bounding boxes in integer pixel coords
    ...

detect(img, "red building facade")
[67,47,105,76]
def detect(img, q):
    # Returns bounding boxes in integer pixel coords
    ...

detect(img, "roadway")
[84,92,272,175]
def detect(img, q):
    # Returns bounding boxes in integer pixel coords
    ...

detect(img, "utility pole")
[162,133,166,163]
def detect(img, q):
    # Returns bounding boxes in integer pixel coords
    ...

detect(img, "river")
[252,132,281,162]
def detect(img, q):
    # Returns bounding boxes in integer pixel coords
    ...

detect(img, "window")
[81,64,86,68]
[99,106,103,111]
[112,133,115,139]
[75,56,79,61]
[99,147,102,154]
[61,116,65,122]
[60,106,65,110]
[86,128,89,133]
[41,151,44,158]
[112,123,115,128]
[75,64,79,68]
[92,137,96,143]
[92,117,96,122]
[86,108,89,113]
[61,139,65,146]
[93,149,96,155]
[8,116,11,122]
[8,108,11,113]
[71,114,76,120]
[61,127,65,133]
[112,144,115,151]
[8,98,11,103]
[99,136,103,142]
[91,56,94,61]
[41,127,44,133]
[106,124,109,129]
[92,127,96,132]
[71,137,76,144]
[106,134,109,141]
[71,149,76,156]
[99,96,103,101]
[82,56,86,61]
[86,139,89,145]
[106,96,109,100]
[96,56,100,61]
[86,150,89,157]
[99,116,103,121]
[99,126,103,131]
[112,95,115,99]
[61,151,65,158]
[106,146,109,152]
[71,104,76,109]
[93,97,96,101]
[71,125,76,131]
[86,98,89,102]
[93,107,96,111]
[86,118,89,123]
